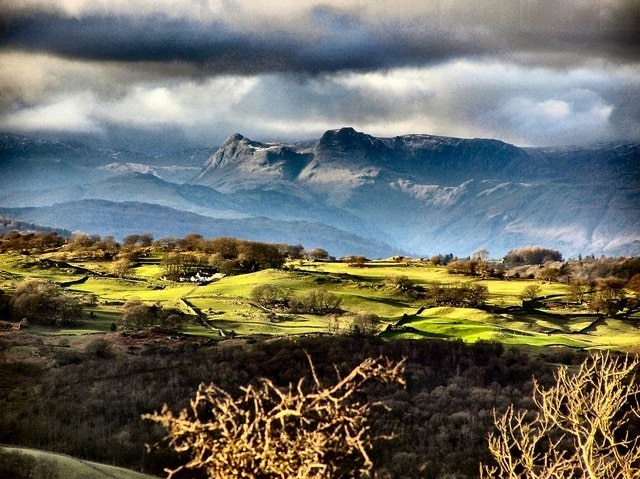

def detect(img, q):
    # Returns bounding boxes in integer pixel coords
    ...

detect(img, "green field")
[0,447,158,479]
[1,255,638,351]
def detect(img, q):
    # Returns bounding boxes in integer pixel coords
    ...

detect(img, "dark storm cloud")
[1,1,639,147]
[3,4,636,77]
[0,11,498,75]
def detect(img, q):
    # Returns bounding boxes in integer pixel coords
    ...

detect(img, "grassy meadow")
[0,447,157,479]
[1,254,638,351]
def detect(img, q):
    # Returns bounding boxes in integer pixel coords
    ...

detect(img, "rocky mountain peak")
[226,132,246,143]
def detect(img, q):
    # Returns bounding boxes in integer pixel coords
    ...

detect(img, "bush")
[144,356,405,479]
[9,279,81,326]
[84,338,113,359]
[481,352,640,478]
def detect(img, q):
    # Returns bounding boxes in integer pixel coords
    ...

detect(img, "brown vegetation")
[144,356,405,478]
[481,352,640,478]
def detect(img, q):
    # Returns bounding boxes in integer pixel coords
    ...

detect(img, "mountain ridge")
[1,128,638,257]
[191,127,640,256]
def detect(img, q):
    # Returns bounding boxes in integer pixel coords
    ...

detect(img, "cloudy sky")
[1,0,639,147]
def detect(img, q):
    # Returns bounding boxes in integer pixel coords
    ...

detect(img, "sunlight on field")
[1,253,638,350]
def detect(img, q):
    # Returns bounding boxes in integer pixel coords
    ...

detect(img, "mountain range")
[1,128,638,258]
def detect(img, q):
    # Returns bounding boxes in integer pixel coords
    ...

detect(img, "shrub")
[481,352,640,478]
[9,279,81,326]
[144,356,406,478]
[84,338,113,358]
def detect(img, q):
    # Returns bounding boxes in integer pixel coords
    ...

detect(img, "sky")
[1,0,639,148]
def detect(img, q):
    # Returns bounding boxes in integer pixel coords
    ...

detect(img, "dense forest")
[0,333,588,478]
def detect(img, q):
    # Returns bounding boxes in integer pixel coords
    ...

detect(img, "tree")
[480,352,640,479]
[144,355,405,479]
[537,267,560,283]
[251,284,285,308]
[520,284,542,301]
[345,255,368,267]
[237,241,286,271]
[429,255,442,266]
[9,279,81,326]
[308,248,329,260]
[466,283,489,307]
[120,298,157,331]
[290,289,343,314]
[349,312,382,336]
[112,257,134,278]
[568,278,589,304]
[471,248,489,260]
[589,277,628,316]
[628,274,640,296]
[119,298,184,331]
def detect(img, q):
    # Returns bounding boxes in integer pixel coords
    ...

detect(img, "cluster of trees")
[5,279,82,326]
[251,285,343,315]
[425,282,489,307]
[519,274,640,317]
[569,256,640,281]
[504,246,564,265]
[385,276,489,307]
[119,298,185,331]
[446,259,505,278]
[0,231,67,254]
[0,231,315,274]
[586,276,639,316]
[162,237,288,278]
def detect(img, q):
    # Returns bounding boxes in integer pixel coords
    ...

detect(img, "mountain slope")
[192,128,640,256]
[1,128,638,257]
[0,200,396,258]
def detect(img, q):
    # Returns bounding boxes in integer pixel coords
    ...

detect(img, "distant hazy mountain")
[1,128,638,258]
[0,200,395,258]
[194,128,640,257]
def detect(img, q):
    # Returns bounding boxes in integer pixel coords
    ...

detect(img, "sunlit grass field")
[1,254,638,351]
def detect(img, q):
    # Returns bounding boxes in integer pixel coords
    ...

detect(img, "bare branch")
[144,355,405,478]
[480,353,640,479]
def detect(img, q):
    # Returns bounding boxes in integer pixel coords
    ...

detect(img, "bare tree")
[480,352,640,479]
[520,284,542,301]
[144,355,405,479]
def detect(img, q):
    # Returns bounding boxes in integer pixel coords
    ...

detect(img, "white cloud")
[0,51,637,146]
[1,92,100,132]
[97,77,258,128]
[540,100,571,120]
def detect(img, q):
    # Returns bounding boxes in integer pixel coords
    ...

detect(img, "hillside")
[0,447,158,479]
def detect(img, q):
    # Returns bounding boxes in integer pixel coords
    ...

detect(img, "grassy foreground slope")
[0,446,158,479]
